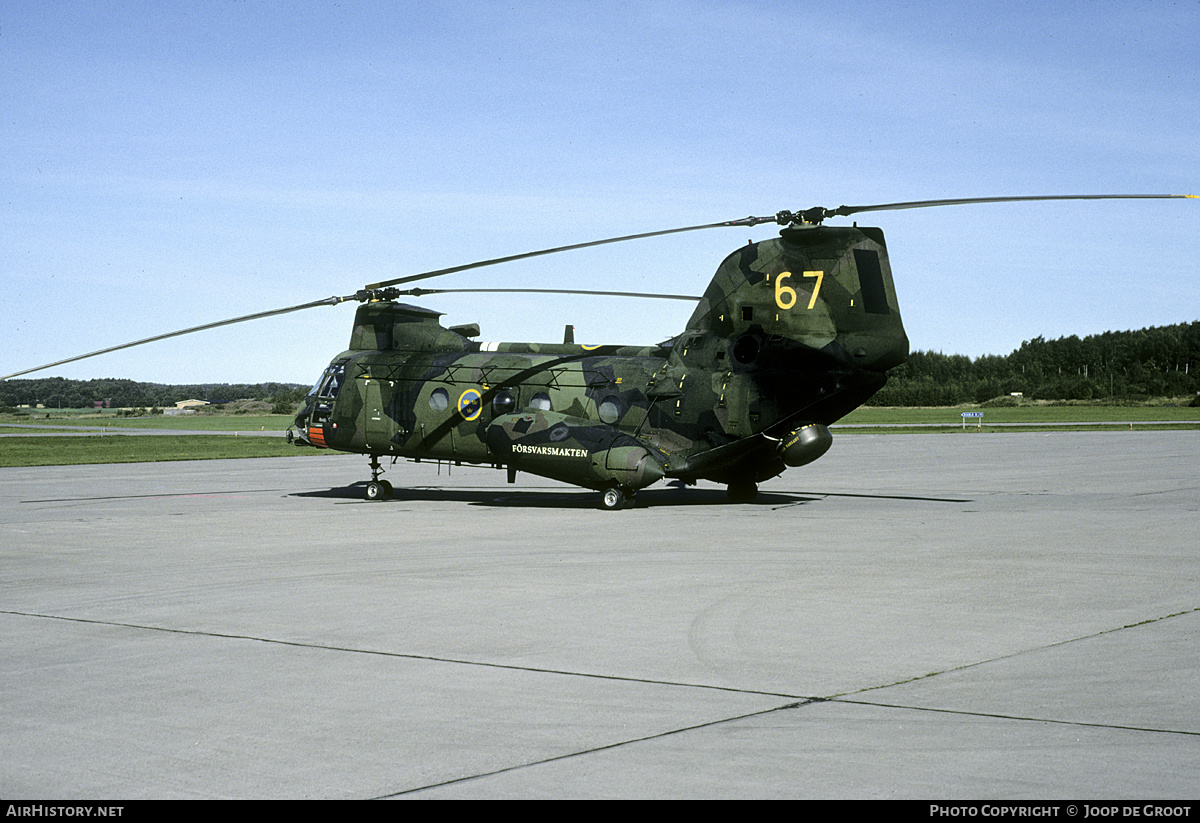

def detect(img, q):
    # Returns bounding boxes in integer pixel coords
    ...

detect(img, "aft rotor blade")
[363,215,777,291]
[1,295,352,381]
[367,195,1196,288]
[817,193,1196,221]
[397,287,699,301]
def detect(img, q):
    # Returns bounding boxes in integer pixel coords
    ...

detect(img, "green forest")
[0,379,308,413]
[867,321,1200,406]
[2,321,1198,411]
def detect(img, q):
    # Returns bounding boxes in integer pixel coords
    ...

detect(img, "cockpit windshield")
[310,361,346,399]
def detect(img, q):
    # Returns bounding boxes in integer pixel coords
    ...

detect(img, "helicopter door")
[359,377,400,453]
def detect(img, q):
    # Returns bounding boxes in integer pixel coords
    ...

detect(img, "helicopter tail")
[651,223,909,488]
[684,222,909,377]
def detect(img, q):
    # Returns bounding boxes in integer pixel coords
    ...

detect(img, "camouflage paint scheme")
[293,223,910,505]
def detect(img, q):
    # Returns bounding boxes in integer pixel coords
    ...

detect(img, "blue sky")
[3,0,1198,385]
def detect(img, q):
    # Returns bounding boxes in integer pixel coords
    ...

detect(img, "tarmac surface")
[2,430,1197,799]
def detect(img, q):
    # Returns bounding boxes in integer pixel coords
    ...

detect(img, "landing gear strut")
[365,454,393,501]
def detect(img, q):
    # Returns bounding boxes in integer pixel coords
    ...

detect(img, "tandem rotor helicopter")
[6,194,1194,509]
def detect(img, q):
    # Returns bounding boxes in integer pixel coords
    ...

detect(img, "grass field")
[2,405,1198,467]
[0,413,292,431]
[838,405,1200,425]
[835,404,1200,433]
[0,434,306,467]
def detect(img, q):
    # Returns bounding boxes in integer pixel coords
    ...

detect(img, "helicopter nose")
[294,408,308,431]
[287,398,317,445]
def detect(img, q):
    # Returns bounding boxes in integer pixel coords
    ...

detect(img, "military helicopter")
[6,194,1193,508]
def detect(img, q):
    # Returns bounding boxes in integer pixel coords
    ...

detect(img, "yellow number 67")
[775,271,824,311]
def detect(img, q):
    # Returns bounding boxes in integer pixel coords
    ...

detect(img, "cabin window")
[598,396,622,424]
[530,392,552,411]
[429,388,450,412]
[493,389,516,415]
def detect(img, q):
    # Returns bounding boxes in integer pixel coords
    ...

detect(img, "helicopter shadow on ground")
[291,481,814,508]
[290,482,601,508]
[290,482,965,509]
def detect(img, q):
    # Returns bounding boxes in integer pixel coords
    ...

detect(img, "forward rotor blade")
[2,295,352,381]
[9,193,1192,381]
[397,287,699,301]
[818,193,1196,221]
[362,215,777,291]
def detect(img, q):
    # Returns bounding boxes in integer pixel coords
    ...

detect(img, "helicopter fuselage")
[293,223,910,505]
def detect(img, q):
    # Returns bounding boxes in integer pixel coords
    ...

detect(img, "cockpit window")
[311,362,346,399]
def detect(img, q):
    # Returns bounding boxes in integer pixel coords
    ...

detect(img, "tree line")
[0,378,309,413]
[868,321,1200,406]
[3,321,1198,410]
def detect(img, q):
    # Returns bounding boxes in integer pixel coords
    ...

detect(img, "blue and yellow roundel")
[458,388,483,421]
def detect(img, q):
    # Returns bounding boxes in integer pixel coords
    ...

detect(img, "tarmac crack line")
[825,697,1200,738]
[370,700,815,799]
[21,489,289,503]
[0,608,809,701]
[3,607,826,798]
[8,606,1197,796]
[841,605,1199,697]
[824,605,1200,737]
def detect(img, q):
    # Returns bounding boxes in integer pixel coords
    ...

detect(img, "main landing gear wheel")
[726,481,758,503]
[600,487,635,510]
[366,479,393,501]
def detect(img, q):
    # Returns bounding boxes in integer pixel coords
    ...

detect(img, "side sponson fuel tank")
[486,410,665,491]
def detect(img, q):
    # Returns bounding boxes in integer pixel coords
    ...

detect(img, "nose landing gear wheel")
[365,454,393,500]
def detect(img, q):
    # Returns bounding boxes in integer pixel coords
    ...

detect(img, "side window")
[492,389,516,415]
[598,396,622,424]
[428,387,450,412]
